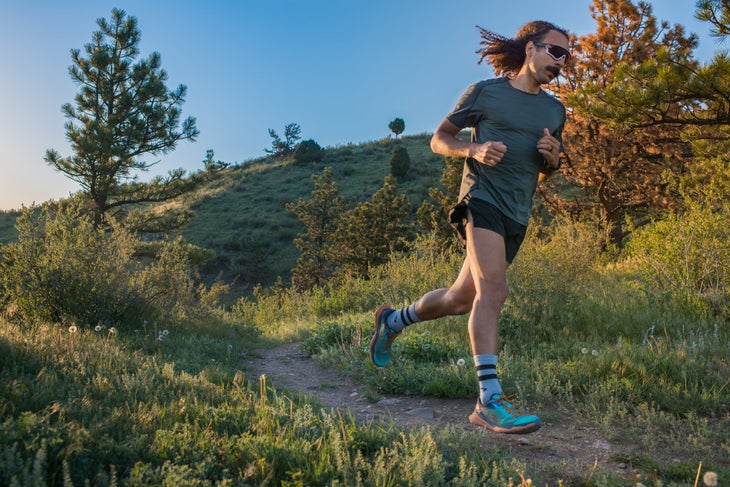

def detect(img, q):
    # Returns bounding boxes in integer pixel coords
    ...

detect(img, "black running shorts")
[449,196,527,264]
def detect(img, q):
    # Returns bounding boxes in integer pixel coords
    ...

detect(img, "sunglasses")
[533,42,571,63]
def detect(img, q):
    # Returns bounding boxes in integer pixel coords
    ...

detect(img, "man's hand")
[470,141,507,167]
[537,128,560,168]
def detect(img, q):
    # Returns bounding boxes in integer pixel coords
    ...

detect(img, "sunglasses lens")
[546,45,570,62]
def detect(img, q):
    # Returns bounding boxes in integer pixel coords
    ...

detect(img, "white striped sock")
[386,303,420,332]
[474,354,502,403]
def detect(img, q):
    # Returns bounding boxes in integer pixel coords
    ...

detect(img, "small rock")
[405,407,434,419]
[594,440,611,451]
[350,391,359,397]
[378,398,401,406]
[518,437,530,445]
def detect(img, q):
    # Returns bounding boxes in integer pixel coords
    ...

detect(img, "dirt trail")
[242,342,642,482]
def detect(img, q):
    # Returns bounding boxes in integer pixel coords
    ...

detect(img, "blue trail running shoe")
[468,394,542,434]
[369,304,400,367]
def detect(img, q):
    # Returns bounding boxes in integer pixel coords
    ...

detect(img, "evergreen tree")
[416,156,463,249]
[696,0,730,38]
[568,0,730,206]
[337,174,410,278]
[388,117,405,138]
[540,0,699,247]
[390,145,411,181]
[286,167,348,290]
[266,123,301,158]
[44,9,200,228]
[681,0,730,203]
[203,149,229,173]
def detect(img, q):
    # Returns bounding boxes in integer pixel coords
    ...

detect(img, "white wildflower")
[703,471,718,487]
[456,358,466,367]
[581,348,588,354]
[592,349,598,356]
[68,325,77,333]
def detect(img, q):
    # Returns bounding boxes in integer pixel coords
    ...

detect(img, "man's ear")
[525,40,535,58]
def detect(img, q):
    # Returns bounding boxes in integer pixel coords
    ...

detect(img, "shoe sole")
[369,304,390,367]
[468,411,542,434]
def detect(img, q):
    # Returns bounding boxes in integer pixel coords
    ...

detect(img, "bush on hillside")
[390,145,410,181]
[0,201,220,327]
[293,139,324,164]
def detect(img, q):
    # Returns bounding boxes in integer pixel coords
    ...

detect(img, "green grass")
[1,133,728,485]
[294,223,730,484]
[0,318,533,486]
[1,217,728,485]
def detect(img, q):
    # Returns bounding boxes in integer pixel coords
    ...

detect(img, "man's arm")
[430,118,506,167]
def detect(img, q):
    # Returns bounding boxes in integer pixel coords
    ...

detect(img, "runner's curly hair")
[476,21,569,76]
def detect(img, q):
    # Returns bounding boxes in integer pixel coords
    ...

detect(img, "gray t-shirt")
[447,77,566,225]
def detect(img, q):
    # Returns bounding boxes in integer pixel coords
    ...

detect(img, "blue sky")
[0,0,719,210]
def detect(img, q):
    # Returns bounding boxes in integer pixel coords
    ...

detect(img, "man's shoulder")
[462,78,510,99]
[538,88,566,108]
[472,77,510,89]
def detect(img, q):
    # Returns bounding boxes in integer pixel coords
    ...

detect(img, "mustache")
[546,66,561,77]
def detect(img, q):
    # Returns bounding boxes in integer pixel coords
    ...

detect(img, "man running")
[370,20,570,434]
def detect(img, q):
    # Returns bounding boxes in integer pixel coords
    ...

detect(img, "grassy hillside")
[180,134,443,290]
[0,134,443,290]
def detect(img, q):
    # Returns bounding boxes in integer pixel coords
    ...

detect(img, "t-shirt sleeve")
[446,81,486,129]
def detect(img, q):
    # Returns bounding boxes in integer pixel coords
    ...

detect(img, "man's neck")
[509,70,541,94]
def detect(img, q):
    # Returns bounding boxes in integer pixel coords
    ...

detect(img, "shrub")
[0,203,139,326]
[626,200,729,316]
[390,145,411,180]
[505,216,613,342]
[293,139,324,164]
[508,216,607,298]
[0,201,218,327]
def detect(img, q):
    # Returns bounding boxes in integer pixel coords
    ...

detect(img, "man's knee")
[480,279,509,307]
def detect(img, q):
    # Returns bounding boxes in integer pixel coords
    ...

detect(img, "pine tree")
[286,167,348,290]
[337,174,410,278]
[44,9,200,228]
[390,146,411,181]
[416,156,463,249]
[577,0,730,206]
[681,0,730,203]
[542,0,699,246]
[266,123,302,158]
[388,117,405,138]
[696,0,730,38]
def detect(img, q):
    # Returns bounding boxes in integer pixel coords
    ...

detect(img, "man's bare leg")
[464,224,509,356]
